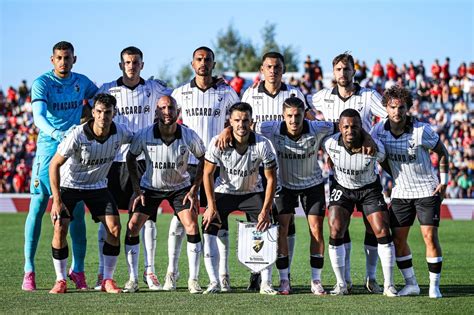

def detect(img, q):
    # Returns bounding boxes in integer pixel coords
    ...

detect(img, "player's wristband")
[440,173,448,185]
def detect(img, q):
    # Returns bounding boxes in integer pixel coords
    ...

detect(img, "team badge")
[310,139,316,147]
[146,89,151,98]
[357,106,363,112]
[114,141,121,150]
[218,96,223,102]
[179,145,187,155]
[74,84,80,92]
[252,231,264,253]
[34,179,40,188]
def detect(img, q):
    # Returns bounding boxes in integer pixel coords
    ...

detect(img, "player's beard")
[159,115,177,125]
[337,77,352,87]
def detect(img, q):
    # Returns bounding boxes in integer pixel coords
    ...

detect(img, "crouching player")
[323,109,397,296]
[48,94,132,293]
[124,95,206,294]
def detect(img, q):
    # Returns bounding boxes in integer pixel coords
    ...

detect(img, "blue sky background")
[1,0,472,88]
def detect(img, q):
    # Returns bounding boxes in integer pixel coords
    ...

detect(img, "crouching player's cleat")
[94,274,104,291]
[260,282,278,295]
[188,279,203,294]
[330,283,349,296]
[49,279,67,294]
[101,279,121,293]
[68,269,88,290]
[123,280,139,293]
[278,279,291,295]
[203,281,221,294]
[143,272,162,290]
[311,280,326,295]
[22,272,36,291]
[398,284,420,296]
[364,277,382,294]
[220,274,231,293]
[383,285,398,297]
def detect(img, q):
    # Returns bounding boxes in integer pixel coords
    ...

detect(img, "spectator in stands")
[372,59,384,87]
[229,71,245,96]
[386,58,397,81]
[431,59,442,81]
[441,57,451,82]
[18,80,29,105]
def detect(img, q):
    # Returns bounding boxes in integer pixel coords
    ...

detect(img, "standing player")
[255,97,335,295]
[23,41,98,291]
[312,52,387,293]
[240,51,307,290]
[95,46,172,291]
[323,109,397,297]
[166,46,239,291]
[371,86,448,298]
[48,93,132,294]
[124,96,206,294]
[202,102,278,295]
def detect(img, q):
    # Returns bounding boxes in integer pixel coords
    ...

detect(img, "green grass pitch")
[0,213,473,313]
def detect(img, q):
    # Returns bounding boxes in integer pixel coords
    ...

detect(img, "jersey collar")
[331,83,362,102]
[116,77,146,90]
[257,81,288,98]
[383,116,415,136]
[190,77,219,92]
[84,121,117,144]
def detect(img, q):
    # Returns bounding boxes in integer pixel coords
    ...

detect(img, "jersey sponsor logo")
[181,91,193,95]
[52,100,80,110]
[153,161,176,169]
[255,114,283,122]
[223,166,258,177]
[80,156,114,166]
[252,96,264,99]
[329,148,340,154]
[184,107,213,117]
[335,165,368,176]
[117,105,150,115]
[277,150,316,159]
[388,153,416,162]
[323,99,335,103]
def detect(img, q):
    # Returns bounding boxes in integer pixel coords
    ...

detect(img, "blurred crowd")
[2,56,473,198]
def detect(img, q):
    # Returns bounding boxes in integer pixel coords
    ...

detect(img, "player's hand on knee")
[50,201,68,225]
[203,208,218,230]
[216,126,233,150]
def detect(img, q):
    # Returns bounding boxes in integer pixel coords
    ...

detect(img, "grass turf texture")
[0,213,473,313]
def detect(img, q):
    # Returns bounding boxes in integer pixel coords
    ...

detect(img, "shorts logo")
[34,179,40,188]
[252,231,264,253]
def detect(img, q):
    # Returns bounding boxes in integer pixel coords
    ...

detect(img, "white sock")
[365,245,378,280]
[311,254,324,281]
[329,244,345,285]
[103,254,118,280]
[167,216,185,274]
[260,266,273,285]
[344,242,352,283]
[427,257,443,287]
[287,234,296,274]
[125,244,139,281]
[141,220,156,274]
[396,254,417,285]
[187,240,202,281]
[97,223,107,275]
[53,258,67,281]
[378,242,395,287]
[203,233,219,283]
[217,229,229,276]
[279,267,289,281]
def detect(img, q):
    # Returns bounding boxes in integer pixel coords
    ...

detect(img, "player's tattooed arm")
[432,140,449,199]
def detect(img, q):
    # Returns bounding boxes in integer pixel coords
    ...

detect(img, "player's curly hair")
[282,97,305,111]
[332,51,354,69]
[53,41,74,54]
[382,86,413,109]
[93,93,117,108]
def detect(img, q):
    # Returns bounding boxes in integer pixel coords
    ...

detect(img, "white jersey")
[255,120,334,190]
[129,124,206,191]
[172,78,240,164]
[312,84,386,132]
[58,122,133,190]
[97,77,172,161]
[205,133,277,195]
[241,81,307,122]
[323,133,385,189]
[370,118,440,199]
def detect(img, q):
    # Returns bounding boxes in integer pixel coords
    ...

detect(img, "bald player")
[312,52,387,293]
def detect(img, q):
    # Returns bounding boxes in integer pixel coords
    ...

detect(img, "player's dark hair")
[229,102,252,117]
[193,46,215,60]
[339,108,361,122]
[93,93,117,108]
[121,46,143,60]
[382,86,413,109]
[282,97,305,111]
[332,52,355,69]
[262,51,285,64]
[53,41,74,54]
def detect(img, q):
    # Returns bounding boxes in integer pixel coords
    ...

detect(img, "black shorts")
[328,180,387,216]
[275,183,326,216]
[59,188,119,223]
[389,196,441,227]
[188,164,219,208]
[205,192,264,233]
[134,187,191,218]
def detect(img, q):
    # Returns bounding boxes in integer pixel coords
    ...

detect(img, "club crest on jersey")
[114,141,120,150]
[252,231,264,253]
[74,84,80,93]
[222,151,232,161]
[310,139,316,147]
[145,89,151,98]
[179,145,187,155]
[34,179,40,188]
[214,109,221,117]
[357,106,363,112]
[218,96,223,102]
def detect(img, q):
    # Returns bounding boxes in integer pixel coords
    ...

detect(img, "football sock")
[167,216,185,274]
[142,220,156,274]
[187,234,202,280]
[52,246,68,281]
[310,254,324,281]
[217,229,229,276]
